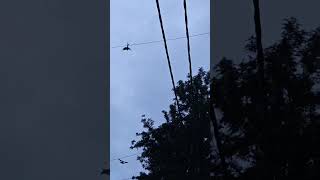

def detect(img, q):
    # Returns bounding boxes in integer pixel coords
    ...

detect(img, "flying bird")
[100,168,110,175]
[123,43,131,51]
[119,159,128,164]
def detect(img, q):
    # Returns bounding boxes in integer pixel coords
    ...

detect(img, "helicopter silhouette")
[118,159,128,164]
[122,43,131,51]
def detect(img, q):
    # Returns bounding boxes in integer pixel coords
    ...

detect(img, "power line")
[155,0,182,116]
[110,153,140,162]
[183,0,193,83]
[111,32,209,49]
[183,0,202,176]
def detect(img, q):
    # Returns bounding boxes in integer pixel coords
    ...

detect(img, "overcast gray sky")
[111,0,320,179]
[111,0,210,179]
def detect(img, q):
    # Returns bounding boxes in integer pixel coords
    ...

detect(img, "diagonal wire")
[111,32,209,49]
[110,153,140,162]
[155,0,182,115]
[183,0,202,175]
[183,0,193,84]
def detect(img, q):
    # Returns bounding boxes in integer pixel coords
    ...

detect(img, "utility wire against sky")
[155,0,182,116]
[110,153,140,162]
[183,0,193,83]
[111,32,209,49]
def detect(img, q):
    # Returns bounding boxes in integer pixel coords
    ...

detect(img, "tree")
[131,68,213,179]
[131,18,320,180]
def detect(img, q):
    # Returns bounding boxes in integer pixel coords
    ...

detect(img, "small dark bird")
[101,168,110,175]
[123,43,131,51]
[119,159,128,164]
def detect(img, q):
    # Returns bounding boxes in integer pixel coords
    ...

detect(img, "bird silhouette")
[101,168,110,175]
[119,159,128,164]
[122,43,131,51]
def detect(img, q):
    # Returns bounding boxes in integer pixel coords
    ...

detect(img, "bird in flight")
[100,168,110,175]
[119,159,128,164]
[123,43,131,51]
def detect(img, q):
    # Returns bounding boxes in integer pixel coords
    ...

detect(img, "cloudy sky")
[111,0,319,179]
[111,0,210,179]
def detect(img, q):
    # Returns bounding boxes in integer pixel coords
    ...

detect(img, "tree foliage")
[131,18,320,180]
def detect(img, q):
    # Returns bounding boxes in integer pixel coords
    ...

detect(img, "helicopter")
[118,159,128,164]
[122,43,131,51]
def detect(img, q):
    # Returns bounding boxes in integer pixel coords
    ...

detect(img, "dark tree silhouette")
[131,18,320,180]
[131,68,213,180]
